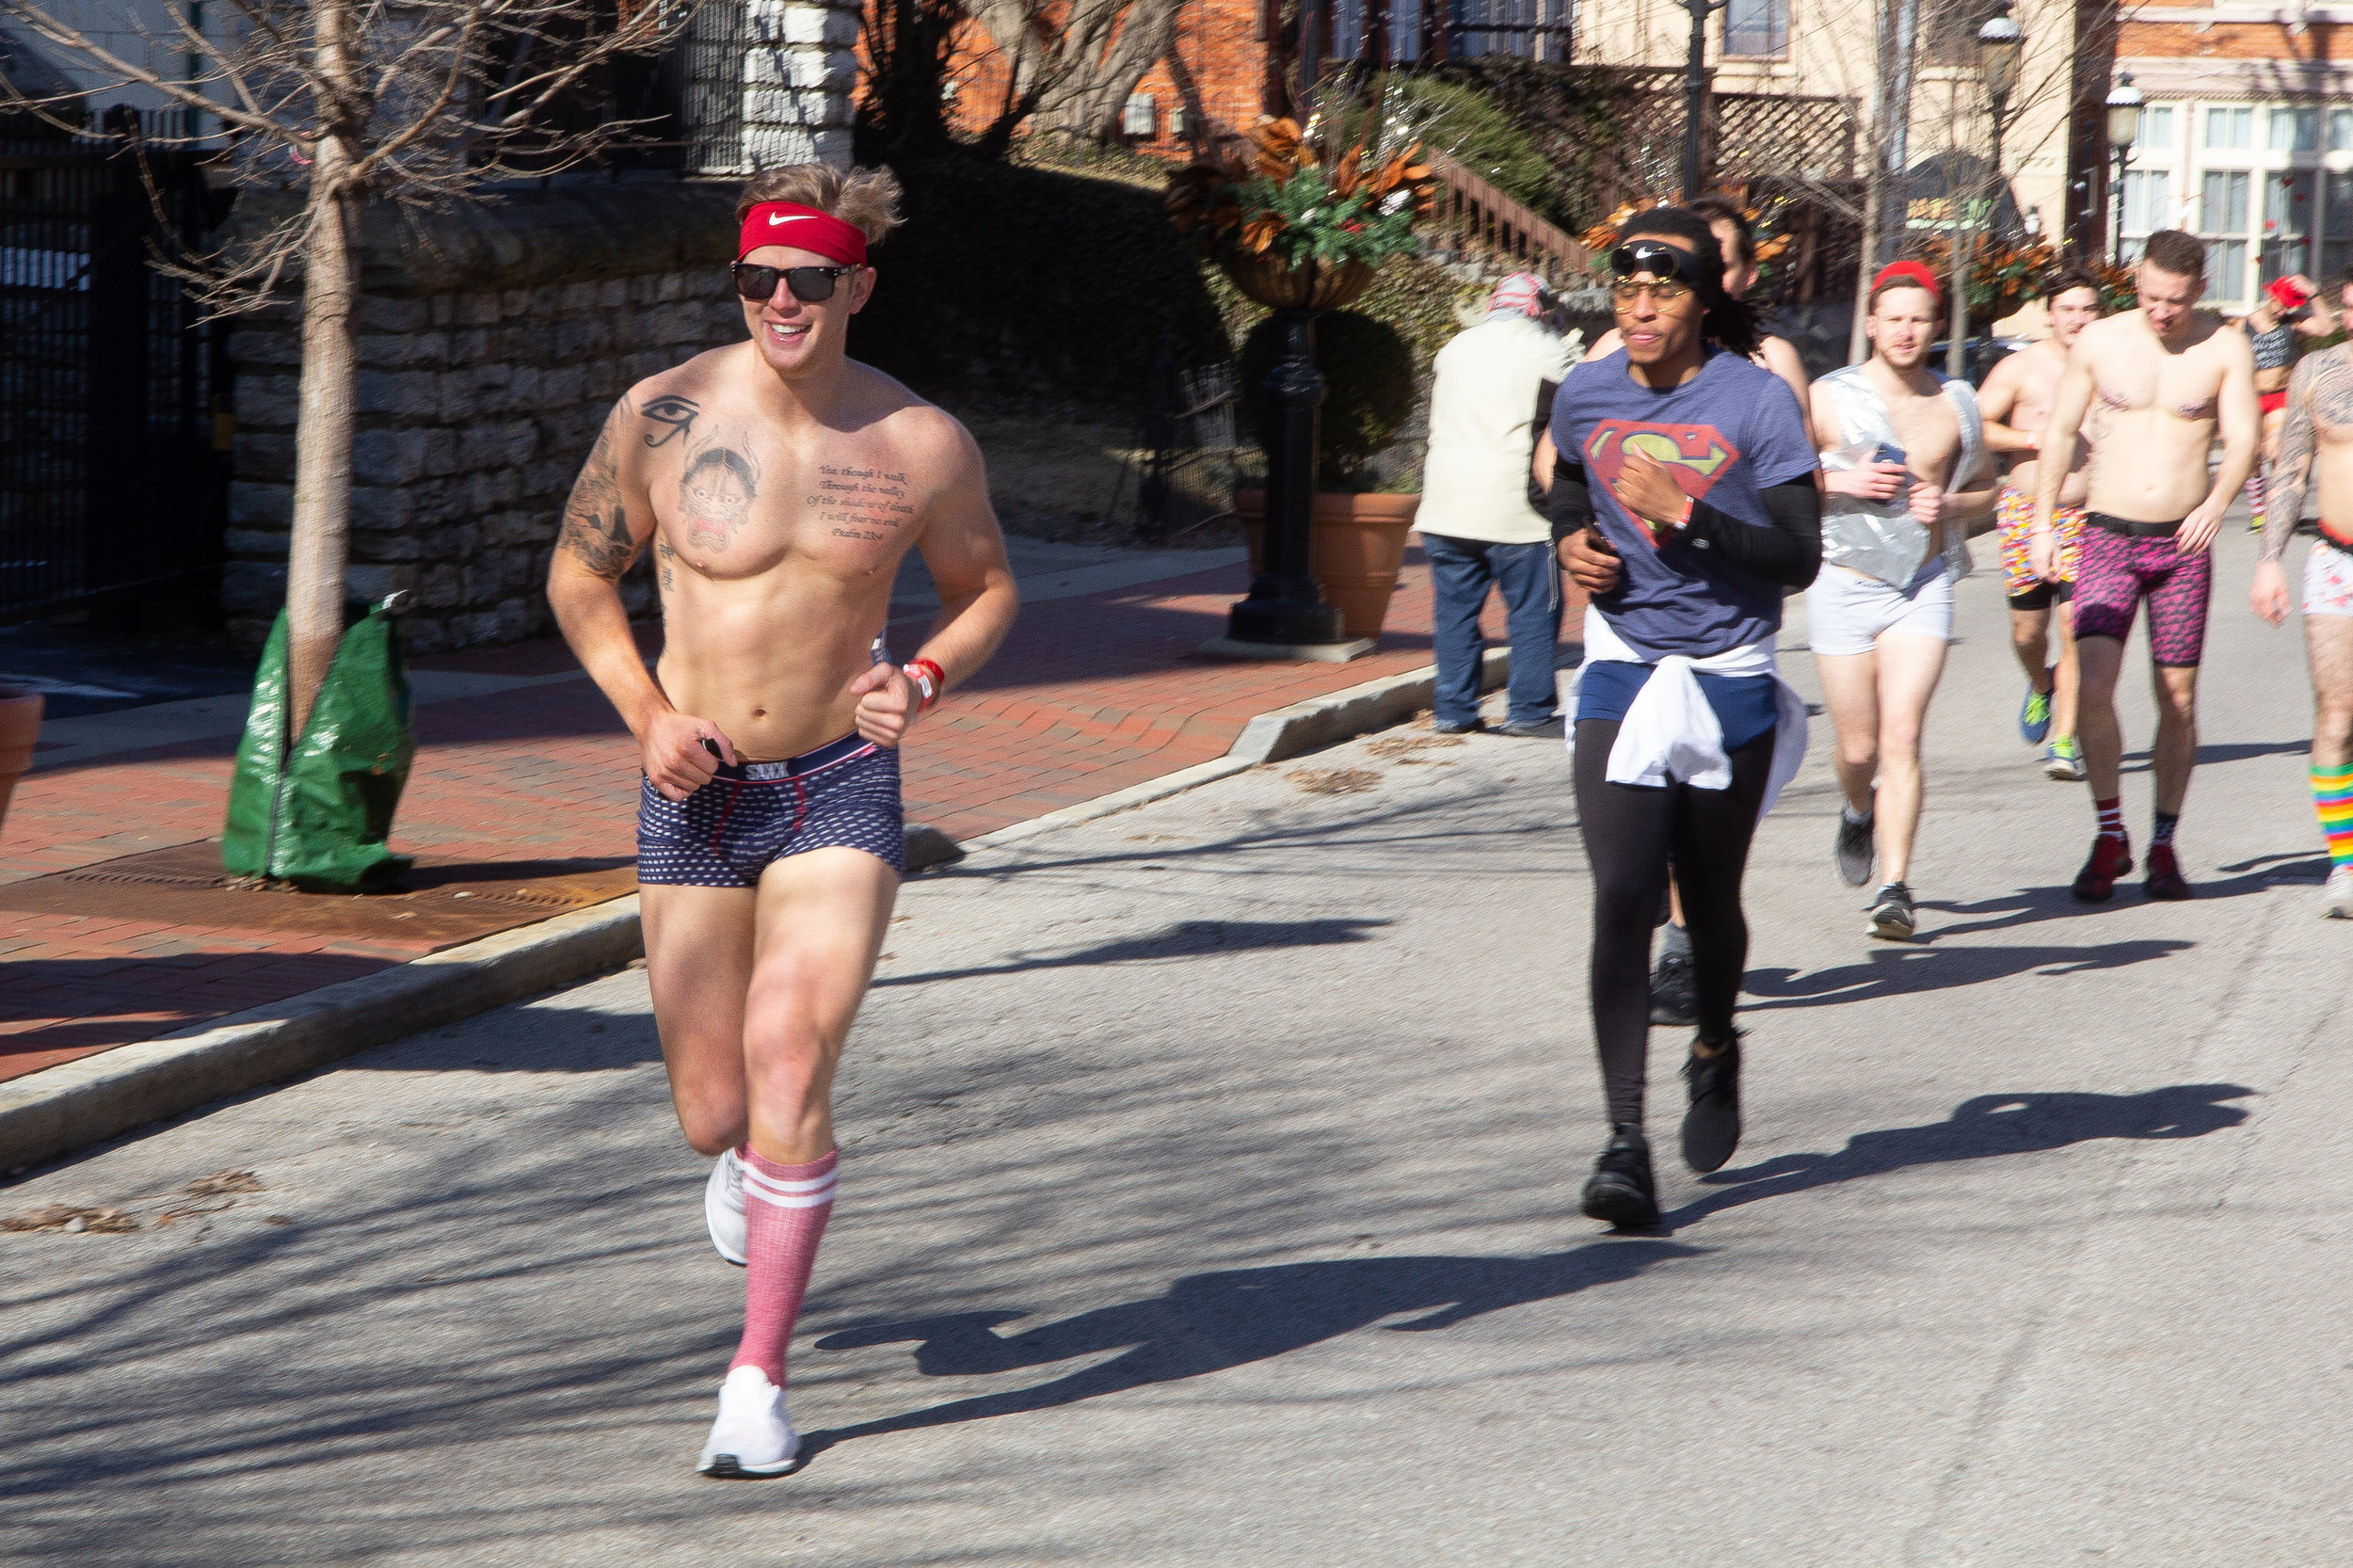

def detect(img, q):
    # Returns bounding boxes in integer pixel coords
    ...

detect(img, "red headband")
[738,201,869,267]
[1871,260,1943,308]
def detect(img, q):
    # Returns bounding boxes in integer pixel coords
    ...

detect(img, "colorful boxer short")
[1996,488,2084,609]
[2072,516,2213,665]
[637,732,904,886]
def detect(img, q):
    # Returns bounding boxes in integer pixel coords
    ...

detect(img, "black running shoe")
[1867,881,1916,940]
[1650,949,1698,1027]
[1834,808,1876,888]
[1579,1128,1659,1227]
[1680,1032,1743,1174]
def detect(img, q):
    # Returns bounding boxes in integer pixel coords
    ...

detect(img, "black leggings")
[1574,720,1775,1129]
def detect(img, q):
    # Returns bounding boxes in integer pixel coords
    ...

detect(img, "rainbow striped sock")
[2316,764,2353,867]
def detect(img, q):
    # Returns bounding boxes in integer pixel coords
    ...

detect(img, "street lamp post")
[1948,8,2025,378]
[2105,73,2143,265]
[1679,0,1725,200]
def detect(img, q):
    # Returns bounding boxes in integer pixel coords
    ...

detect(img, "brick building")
[2109,5,2353,309]
[925,0,1570,157]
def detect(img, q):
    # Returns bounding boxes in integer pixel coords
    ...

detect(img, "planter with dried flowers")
[1167,118,1437,650]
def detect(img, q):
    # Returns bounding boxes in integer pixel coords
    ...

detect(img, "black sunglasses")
[1610,240,1699,282]
[730,263,857,303]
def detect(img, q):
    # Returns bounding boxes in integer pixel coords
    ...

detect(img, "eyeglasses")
[1609,278,1694,306]
[730,263,857,302]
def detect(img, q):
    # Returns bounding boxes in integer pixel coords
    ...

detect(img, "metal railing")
[1424,154,1599,297]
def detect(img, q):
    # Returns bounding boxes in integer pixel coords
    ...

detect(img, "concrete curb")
[0,898,644,1171]
[3,649,1506,1169]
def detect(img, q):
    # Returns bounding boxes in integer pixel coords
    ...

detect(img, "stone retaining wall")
[224,183,749,652]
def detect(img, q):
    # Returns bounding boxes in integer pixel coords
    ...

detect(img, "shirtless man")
[547,165,1018,1476]
[1808,262,1996,940]
[2032,230,2260,901]
[1978,270,2103,780]
[2249,336,2353,918]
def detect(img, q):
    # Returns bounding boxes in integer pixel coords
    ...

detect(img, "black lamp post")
[1678,0,1725,200]
[1226,309,1347,646]
[1948,7,2025,377]
[2105,73,2142,264]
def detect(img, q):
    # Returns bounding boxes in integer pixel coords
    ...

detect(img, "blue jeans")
[1423,533,1563,728]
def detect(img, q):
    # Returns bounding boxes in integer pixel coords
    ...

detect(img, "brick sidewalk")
[1,551,1546,1087]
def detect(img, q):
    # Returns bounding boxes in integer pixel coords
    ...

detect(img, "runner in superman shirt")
[1549,206,1822,1227]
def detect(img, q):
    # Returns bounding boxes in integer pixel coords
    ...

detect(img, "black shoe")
[1497,717,1564,739]
[1432,718,1484,735]
[1680,1031,1743,1174]
[1867,881,1916,941]
[1649,950,1697,1027]
[1834,807,1875,888]
[1579,1128,1659,1227]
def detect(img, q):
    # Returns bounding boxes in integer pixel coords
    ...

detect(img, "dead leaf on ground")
[1367,734,1466,759]
[3,1204,140,1234]
[1287,767,1382,796]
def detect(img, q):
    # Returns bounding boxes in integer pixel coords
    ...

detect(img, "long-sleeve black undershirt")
[1548,461,1821,590]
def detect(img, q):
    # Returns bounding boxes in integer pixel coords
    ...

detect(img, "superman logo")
[1582,421,1741,503]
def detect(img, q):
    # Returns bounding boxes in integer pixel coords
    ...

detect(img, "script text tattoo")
[810,464,917,542]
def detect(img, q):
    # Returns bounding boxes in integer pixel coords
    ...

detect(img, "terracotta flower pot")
[1221,254,1379,312]
[0,685,43,839]
[1236,489,1419,637]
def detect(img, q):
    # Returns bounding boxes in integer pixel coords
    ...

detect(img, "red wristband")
[908,658,945,710]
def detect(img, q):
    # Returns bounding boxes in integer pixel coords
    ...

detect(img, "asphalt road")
[5,525,2347,1566]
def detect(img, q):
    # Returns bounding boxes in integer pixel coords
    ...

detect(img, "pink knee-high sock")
[728,1146,837,1387]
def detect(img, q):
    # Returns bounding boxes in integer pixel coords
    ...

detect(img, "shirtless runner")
[1807,261,1996,940]
[547,165,1018,1476]
[2032,230,2260,902]
[1977,269,2103,780]
[2249,334,2353,918]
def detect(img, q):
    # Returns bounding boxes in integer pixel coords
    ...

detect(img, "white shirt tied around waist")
[1577,606,1810,818]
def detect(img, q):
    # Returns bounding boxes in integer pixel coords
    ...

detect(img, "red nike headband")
[738,201,869,267]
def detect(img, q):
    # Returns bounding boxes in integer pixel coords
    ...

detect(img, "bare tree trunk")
[284,144,360,739]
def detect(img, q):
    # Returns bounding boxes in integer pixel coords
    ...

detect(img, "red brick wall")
[2121,18,2350,60]
[881,0,1276,157]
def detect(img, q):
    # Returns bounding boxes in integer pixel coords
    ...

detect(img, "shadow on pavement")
[1665,1082,2254,1230]
[1742,936,2192,1007]
[799,1240,1698,1465]
[872,917,1390,987]
[2121,740,2312,771]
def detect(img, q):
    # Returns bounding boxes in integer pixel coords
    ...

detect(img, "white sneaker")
[705,1149,747,1267]
[2324,865,2353,920]
[696,1365,799,1477]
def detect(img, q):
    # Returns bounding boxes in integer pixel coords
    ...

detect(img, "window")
[2201,169,2251,300]
[2326,171,2353,282]
[2270,105,2319,154]
[2206,105,2253,152]
[2121,169,2170,234]
[1170,103,1189,137]
[2137,105,2175,151]
[1723,0,1788,56]
[2264,171,2316,282]
[1121,92,1155,137]
[1922,0,2005,66]
[2332,109,2353,153]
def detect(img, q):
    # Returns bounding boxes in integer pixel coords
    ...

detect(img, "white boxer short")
[2307,539,2353,618]
[1803,561,1955,656]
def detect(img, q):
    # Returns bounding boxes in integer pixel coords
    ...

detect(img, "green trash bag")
[222,602,416,891]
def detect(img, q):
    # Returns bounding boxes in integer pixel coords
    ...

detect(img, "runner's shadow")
[794,1240,1698,1464]
[2121,740,2312,772]
[1915,856,2318,937]
[1663,1083,2252,1230]
[1741,936,2191,1008]
[871,918,1389,987]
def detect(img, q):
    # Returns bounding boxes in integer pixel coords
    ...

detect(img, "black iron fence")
[0,121,231,622]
